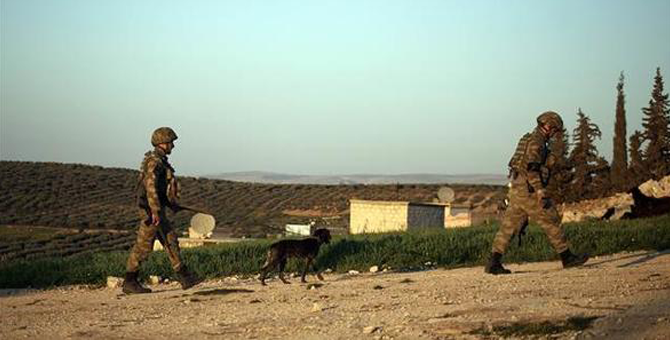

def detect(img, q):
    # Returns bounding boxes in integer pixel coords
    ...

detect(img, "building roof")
[350,199,471,209]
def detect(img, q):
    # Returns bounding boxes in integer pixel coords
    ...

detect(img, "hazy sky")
[1,0,669,176]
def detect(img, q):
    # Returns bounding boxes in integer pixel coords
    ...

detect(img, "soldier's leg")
[124,212,156,294]
[486,202,529,274]
[491,204,529,254]
[126,218,158,273]
[155,218,183,272]
[155,216,204,289]
[528,201,588,267]
[527,202,569,254]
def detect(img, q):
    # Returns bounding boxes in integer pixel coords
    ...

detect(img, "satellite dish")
[437,187,455,203]
[189,213,216,238]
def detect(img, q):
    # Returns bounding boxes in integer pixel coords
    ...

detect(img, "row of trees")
[547,68,670,203]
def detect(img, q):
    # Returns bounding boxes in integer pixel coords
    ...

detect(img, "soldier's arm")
[525,137,545,193]
[144,157,163,216]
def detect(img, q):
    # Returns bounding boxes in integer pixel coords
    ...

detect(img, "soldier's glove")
[535,190,553,209]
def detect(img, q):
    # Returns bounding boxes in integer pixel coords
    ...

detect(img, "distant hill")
[0,161,507,237]
[204,171,508,186]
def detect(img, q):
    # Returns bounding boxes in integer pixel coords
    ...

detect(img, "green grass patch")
[1,214,669,289]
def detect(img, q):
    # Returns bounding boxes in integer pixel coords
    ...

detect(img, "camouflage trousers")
[126,209,183,273]
[492,181,569,254]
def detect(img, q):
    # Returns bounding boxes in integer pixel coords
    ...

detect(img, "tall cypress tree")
[568,108,609,200]
[641,67,670,179]
[611,71,629,192]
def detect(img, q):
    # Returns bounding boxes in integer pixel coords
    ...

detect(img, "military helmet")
[536,111,563,130]
[151,127,178,146]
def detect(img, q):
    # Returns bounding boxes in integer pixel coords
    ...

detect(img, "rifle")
[516,219,529,247]
[171,204,212,215]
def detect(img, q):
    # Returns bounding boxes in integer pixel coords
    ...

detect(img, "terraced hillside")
[0,161,507,237]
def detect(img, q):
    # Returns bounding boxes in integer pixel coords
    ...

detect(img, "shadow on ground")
[193,288,254,296]
[582,250,670,268]
[618,249,670,268]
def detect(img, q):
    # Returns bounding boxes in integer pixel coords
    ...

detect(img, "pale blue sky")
[1,0,669,176]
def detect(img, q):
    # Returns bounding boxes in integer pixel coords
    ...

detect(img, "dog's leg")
[301,257,314,283]
[259,262,269,286]
[259,250,276,286]
[278,257,290,284]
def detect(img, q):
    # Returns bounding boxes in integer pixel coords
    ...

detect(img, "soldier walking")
[122,127,203,294]
[485,111,589,275]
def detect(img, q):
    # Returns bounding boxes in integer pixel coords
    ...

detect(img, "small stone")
[363,326,380,334]
[148,276,161,285]
[369,265,379,273]
[107,276,123,289]
[324,268,333,273]
[424,261,432,266]
[348,270,360,275]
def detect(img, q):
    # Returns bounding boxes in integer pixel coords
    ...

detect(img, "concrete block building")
[349,199,472,234]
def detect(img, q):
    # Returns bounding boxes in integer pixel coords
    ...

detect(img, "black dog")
[259,228,331,285]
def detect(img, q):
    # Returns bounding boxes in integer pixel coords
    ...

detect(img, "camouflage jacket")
[509,127,558,193]
[136,147,179,214]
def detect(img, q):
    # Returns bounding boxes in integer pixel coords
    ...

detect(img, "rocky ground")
[1,251,669,339]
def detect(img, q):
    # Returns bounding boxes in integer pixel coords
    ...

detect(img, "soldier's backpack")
[507,133,532,179]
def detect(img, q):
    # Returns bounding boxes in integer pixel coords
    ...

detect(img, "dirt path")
[1,251,669,339]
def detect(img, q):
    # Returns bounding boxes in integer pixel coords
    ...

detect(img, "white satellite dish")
[437,187,455,203]
[189,213,216,239]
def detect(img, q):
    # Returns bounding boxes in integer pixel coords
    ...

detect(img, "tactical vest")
[136,151,180,210]
[508,133,532,179]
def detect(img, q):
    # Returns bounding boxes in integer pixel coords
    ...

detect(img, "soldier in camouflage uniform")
[123,127,203,294]
[485,111,589,275]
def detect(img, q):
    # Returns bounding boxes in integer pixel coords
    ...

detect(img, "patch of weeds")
[471,316,600,337]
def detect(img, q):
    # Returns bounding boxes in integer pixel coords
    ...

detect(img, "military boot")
[177,266,204,290]
[122,271,151,294]
[484,252,511,275]
[560,250,589,268]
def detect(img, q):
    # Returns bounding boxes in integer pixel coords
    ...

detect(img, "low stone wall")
[560,175,670,223]
[560,193,634,223]
[639,176,670,198]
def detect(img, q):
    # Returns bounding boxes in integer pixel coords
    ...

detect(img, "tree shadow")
[581,251,656,268]
[617,249,670,268]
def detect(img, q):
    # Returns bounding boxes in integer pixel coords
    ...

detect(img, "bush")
[1,214,669,289]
